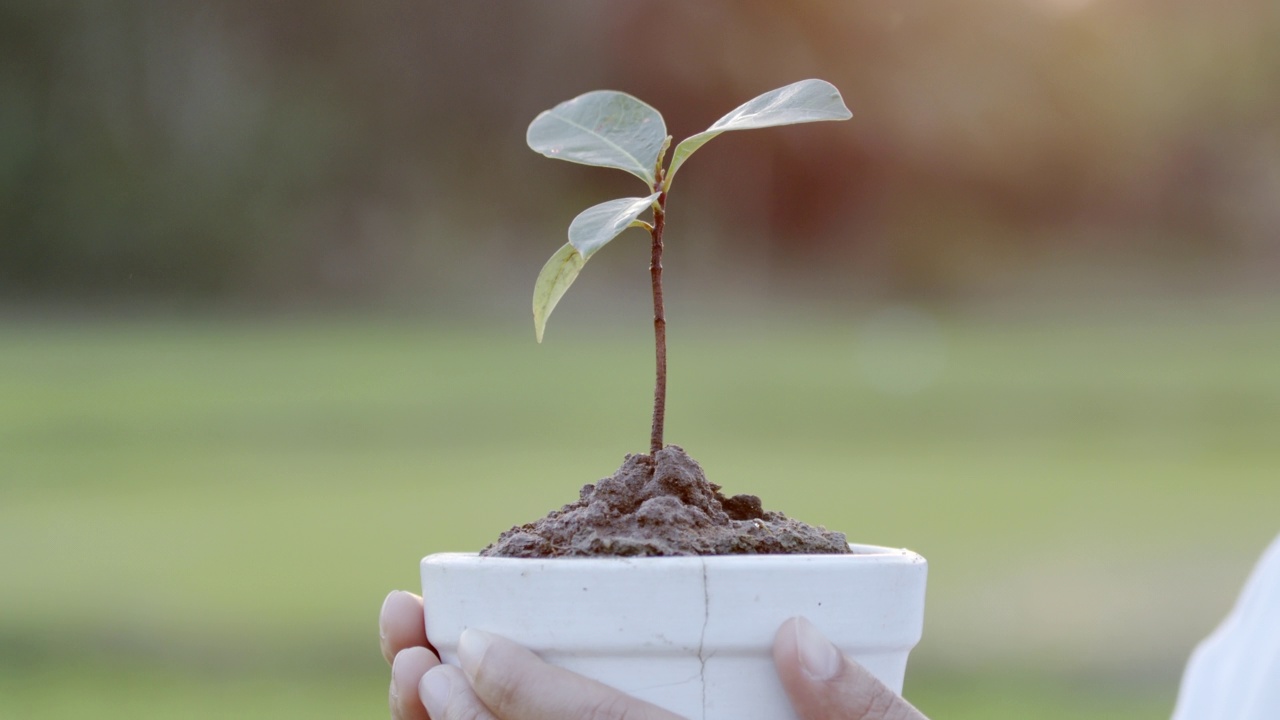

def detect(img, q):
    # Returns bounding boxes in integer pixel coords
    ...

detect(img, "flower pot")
[420,543,927,720]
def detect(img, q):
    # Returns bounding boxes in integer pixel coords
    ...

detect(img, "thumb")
[456,628,682,720]
[772,617,928,720]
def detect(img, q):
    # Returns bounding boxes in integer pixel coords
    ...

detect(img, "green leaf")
[532,243,585,343]
[527,90,667,186]
[532,193,660,343]
[665,79,852,191]
[568,193,661,259]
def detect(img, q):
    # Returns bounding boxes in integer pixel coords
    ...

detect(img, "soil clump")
[482,445,850,558]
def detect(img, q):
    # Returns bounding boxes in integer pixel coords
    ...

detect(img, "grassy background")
[2,302,1277,718]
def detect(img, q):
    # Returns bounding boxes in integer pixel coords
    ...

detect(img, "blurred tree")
[1,0,1276,307]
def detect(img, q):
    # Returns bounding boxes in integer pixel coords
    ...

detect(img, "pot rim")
[423,542,924,565]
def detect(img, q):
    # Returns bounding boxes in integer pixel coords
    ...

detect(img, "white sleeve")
[1170,533,1280,720]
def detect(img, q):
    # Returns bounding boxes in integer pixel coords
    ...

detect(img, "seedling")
[528,79,851,456]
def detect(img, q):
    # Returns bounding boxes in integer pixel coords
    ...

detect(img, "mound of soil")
[482,445,851,558]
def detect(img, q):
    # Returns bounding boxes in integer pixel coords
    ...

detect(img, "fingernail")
[457,628,494,680]
[419,666,452,717]
[795,617,841,681]
[379,591,401,641]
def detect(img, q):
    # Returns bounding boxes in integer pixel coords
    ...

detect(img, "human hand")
[380,590,928,720]
[380,590,438,720]
[380,589,678,720]
[773,616,929,720]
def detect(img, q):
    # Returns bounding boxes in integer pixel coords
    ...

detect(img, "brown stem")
[649,191,667,456]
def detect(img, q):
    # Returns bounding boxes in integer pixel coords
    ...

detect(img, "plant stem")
[648,191,668,456]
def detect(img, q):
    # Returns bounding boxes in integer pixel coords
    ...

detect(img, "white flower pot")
[421,543,927,720]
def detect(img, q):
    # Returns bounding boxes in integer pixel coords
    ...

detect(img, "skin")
[380,590,929,720]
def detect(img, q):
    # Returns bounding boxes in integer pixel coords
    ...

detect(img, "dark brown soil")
[482,446,851,558]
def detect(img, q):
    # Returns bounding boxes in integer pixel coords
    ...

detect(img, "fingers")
[773,617,929,720]
[382,591,435,720]
[391,646,441,720]
[419,663,499,720]
[450,628,683,720]
[381,590,429,665]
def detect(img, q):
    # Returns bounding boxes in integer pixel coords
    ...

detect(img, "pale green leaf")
[527,90,667,186]
[665,79,852,190]
[568,193,661,259]
[532,242,585,343]
[532,193,660,343]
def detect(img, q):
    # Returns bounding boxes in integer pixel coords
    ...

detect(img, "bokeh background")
[2,1,1278,718]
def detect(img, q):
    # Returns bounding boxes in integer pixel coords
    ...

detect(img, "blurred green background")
[2,2,1278,718]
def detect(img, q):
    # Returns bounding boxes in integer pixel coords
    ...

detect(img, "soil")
[482,445,851,558]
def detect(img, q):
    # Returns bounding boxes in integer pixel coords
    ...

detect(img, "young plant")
[528,79,851,456]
